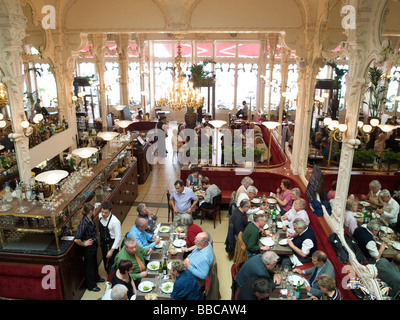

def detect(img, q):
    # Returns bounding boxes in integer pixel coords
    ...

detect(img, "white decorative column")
[0,1,30,184]
[117,34,130,106]
[267,34,279,119]
[324,0,391,300]
[93,34,107,131]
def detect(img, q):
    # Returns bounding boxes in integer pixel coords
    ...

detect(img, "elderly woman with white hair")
[362,180,384,208]
[235,176,254,202]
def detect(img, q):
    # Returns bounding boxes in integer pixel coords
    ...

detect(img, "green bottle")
[295,281,301,299]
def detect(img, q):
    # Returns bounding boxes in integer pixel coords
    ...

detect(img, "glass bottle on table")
[295,281,301,299]
[162,258,168,276]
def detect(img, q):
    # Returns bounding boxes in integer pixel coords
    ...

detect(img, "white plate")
[288,275,304,286]
[391,241,400,251]
[160,281,174,294]
[138,281,154,293]
[260,237,274,246]
[251,198,261,204]
[147,261,160,271]
[279,239,288,246]
[155,240,165,249]
[354,212,364,218]
[381,226,394,234]
[263,223,269,230]
[359,201,370,207]
[173,239,186,247]
[267,198,277,204]
[159,226,171,233]
[277,221,283,228]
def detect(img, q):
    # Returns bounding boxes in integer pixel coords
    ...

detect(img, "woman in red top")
[180,213,203,253]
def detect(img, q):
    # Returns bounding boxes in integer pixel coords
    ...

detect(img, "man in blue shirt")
[126,218,160,254]
[184,232,214,281]
[170,179,199,223]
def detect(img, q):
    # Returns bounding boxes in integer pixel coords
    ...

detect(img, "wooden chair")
[200,193,222,229]
[231,263,238,300]
[233,232,248,273]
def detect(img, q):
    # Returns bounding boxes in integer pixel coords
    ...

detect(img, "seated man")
[375,254,400,299]
[344,198,360,235]
[292,250,335,299]
[170,179,199,223]
[199,177,221,210]
[282,218,317,268]
[102,284,129,300]
[242,214,270,258]
[231,199,251,239]
[235,251,281,289]
[126,218,160,253]
[136,203,157,233]
[236,185,266,221]
[237,277,272,300]
[184,232,214,283]
[114,237,148,286]
[353,220,386,264]
[282,198,310,235]
[376,189,399,229]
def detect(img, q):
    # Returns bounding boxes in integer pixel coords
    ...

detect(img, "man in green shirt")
[243,214,270,258]
[114,237,148,285]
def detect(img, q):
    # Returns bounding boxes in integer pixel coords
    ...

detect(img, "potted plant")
[327,62,347,119]
[186,60,216,128]
[363,66,389,121]
[353,149,376,169]
[383,149,400,172]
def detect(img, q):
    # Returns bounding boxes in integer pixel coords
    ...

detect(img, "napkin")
[154,223,161,236]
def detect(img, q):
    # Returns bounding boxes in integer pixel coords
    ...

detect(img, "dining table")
[135,222,187,300]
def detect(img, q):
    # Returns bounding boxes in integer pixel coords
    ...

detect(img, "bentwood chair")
[200,193,222,229]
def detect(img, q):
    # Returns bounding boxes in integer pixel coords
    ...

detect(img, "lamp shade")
[72,147,98,159]
[35,170,68,185]
[370,118,380,127]
[338,124,348,132]
[208,120,227,129]
[362,124,373,133]
[112,105,126,111]
[378,124,396,133]
[262,121,281,130]
[116,120,133,128]
[323,117,332,126]
[97,131,119,141]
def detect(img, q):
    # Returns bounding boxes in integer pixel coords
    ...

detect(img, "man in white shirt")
[377,189,399,229]
[99,201,122,275]
[282,198,310,235]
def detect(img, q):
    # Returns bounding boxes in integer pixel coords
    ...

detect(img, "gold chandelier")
[0,83,9,106]
[156,42,204,111]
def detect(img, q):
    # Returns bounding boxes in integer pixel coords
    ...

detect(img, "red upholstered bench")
[180,170,302,205]
[0,262,63,300]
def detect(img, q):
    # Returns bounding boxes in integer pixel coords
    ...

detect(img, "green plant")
[383,149,400,162]
[353,149,376,164]
[188,59,216,87]
[327,62,347,99]
[363,66,389,118]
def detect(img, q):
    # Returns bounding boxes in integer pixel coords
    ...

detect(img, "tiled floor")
[81,150,232,300]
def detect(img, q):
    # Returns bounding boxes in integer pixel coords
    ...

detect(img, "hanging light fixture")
[156,40,204,111]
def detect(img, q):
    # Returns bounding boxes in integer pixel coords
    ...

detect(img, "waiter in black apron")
[99,201,122,275]
[74,203,104,292]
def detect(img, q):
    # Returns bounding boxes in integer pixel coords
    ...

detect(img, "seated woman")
[235,176,254,203]
[135,109,143,120]
[361,179,384,208]
[327,180,336,201]
[180,213,203,253]
[271,179,293,215]
[311,273,343,300]
[111,259,137,300]
[170,260,202,300]
[186,166,203,188]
